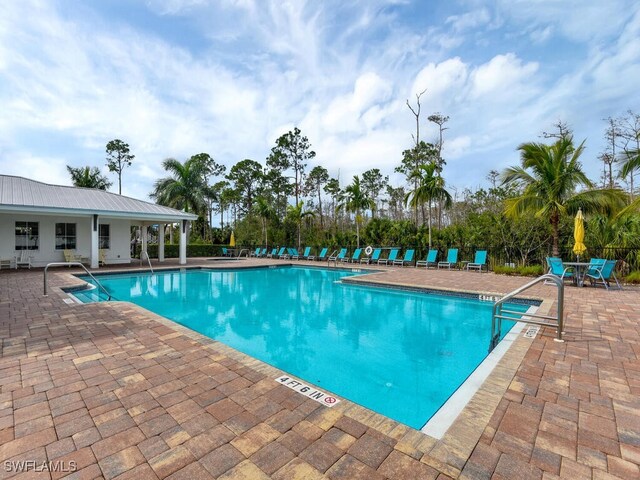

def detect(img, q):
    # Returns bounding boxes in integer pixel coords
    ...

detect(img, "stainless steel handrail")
[489,274,564,352]
[237,248,250,258]
[327,250,339,267]
[141,251,154,274]
[44,262,112,300]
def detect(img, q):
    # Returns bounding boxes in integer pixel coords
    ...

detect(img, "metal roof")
[0,175,198,221]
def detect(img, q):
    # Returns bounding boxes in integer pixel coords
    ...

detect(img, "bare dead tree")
[603,116,622,188]
[541,120,572,140]
[428,113,450,228]
[406,89,427,146]
[406,89,427,225]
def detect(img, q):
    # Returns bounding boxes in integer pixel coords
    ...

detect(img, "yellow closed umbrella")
[229,231,236,247]
[573,209,586,260]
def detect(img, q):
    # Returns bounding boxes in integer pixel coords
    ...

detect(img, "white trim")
[0,204,196,221]
[421,305,538,439]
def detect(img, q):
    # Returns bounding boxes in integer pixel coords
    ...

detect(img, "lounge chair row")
[546,256,621,289]
[245,246,489,271]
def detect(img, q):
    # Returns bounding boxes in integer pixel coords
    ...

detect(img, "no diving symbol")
[324,396,337,405]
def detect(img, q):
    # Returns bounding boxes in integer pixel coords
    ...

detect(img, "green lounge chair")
[361,248,381,264]
[467,250,488,272]
[394,249,414,266]
[342,248,362,263]
[416,249,438,268]
[438,248,458,269]
[585,259,621,290]
[329,248,347,262]
[309,247,328,261]
[378,248,399,265]
[546,257,574,282]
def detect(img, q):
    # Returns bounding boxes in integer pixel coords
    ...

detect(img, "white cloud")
[470,53,539,100]
[445,8,491,32]
[321,72,393,134]
[0,0,639,200]
[411,58,469,112]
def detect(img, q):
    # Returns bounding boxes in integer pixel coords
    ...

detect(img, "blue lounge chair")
[329,248,347,262]
[342,248,362,263]
[266,248,277,258]
[585,259,621,290]
[309,247,328,261]
[378,248,399,265]
[273,247,287,258]
[438,248,458,269]
[282,248,298,259]
[292,246,311,260]
[546,257,574,282]
[221,247,229,257]
[259,248,267,257]
[416,249,438,268]
[361,248,381,264]
[467,250,488,272]
[250,247,261,257]
[394,249,414,266]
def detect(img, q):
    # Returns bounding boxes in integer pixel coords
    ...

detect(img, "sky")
[1,0,639,201]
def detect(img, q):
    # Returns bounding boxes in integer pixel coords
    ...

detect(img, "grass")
[624,271,640,284]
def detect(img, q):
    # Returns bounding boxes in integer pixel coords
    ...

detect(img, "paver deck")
[1,258,639,479]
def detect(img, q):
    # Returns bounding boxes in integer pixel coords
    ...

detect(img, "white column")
[90,215,99,269]
[158,224,165,262]
[179,220,187,265]
[141,225,148,262]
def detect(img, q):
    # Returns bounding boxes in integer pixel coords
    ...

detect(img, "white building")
[0,175,197,268]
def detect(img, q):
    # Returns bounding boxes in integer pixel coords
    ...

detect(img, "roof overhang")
[0,204,198,222]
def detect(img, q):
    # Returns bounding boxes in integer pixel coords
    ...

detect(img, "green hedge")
[134,244,227,258]
[493,264,544,276]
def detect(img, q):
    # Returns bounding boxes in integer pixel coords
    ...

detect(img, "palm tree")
[150,158,207,215]
[502,136,627,256]
[337,176,375,248]
[67,166,112,190]
[618,148,640,201]
[286,201,315,251]
[254,197,276,248]
[404,162,452,249]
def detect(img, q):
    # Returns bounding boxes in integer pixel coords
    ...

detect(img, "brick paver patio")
[1,259,638,479]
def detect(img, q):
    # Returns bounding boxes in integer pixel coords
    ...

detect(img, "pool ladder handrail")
[44,262,112,300]
[489,274,564,352]
[140,251,154,274]
[327,249,339,267]
[237,248,250,258]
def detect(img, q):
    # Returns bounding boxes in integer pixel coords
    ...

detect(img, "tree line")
[66,109,640,272]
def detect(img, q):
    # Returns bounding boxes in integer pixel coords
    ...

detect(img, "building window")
[99,224,110,249]
[15,222,39,250]
[55,223,76,250]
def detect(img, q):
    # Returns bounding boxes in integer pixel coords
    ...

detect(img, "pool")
[71,266,532,430]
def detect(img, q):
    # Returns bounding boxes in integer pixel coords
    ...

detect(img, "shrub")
[135,244,227,258]
[493,265,518,276]
[493,264,544,276]
[624,271,640,284]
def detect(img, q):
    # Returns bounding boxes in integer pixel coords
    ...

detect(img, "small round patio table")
[563,261,591,287]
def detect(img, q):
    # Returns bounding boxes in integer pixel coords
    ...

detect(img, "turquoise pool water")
[74,266,528,429]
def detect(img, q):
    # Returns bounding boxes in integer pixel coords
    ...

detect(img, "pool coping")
[53,262,556,477]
